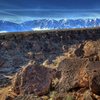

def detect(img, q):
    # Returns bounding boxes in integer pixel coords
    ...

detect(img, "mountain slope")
[0,18,100,32]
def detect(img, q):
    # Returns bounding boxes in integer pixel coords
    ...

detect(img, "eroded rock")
[56,58,89,92]
[56,57,100,96]
[12,62,55,96]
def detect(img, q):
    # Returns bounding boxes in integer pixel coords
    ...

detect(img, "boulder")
[56,58,100,95]
[12,62,55,96]
[56,58,89,92]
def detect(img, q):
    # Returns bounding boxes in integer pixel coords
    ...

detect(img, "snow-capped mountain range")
[0,18,100,32]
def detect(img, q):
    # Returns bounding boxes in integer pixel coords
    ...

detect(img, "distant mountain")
[0,18,100,32]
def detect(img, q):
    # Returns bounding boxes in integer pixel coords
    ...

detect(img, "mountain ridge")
[0,18,100,32]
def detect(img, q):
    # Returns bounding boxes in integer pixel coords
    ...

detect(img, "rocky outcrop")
[56,58,89,92]
[83,40,100,61]
[12,62,55,96]
[56,58,100,96]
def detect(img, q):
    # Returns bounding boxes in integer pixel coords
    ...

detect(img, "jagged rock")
[87,61,100,95]
[56,58,89,92]
[12,62,55,96]
[83,41,96,57]
[56,58,100,95]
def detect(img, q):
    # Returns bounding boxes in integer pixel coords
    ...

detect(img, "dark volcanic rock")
[12,62,55,96]
[56,58,89,92]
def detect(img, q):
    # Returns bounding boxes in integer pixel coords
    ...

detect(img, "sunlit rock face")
[0,18,100,32]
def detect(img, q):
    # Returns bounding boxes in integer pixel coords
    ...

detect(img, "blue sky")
[0,0,99,22]
[0,0,99,10]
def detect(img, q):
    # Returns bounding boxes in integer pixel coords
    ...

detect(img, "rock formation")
[12,62,55,96]
[56,58,89,92]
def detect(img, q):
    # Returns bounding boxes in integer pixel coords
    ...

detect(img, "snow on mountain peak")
[0,18,100,32]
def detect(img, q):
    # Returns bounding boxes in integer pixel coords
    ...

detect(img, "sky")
[0,0,100,22]
[0,0,99,10]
